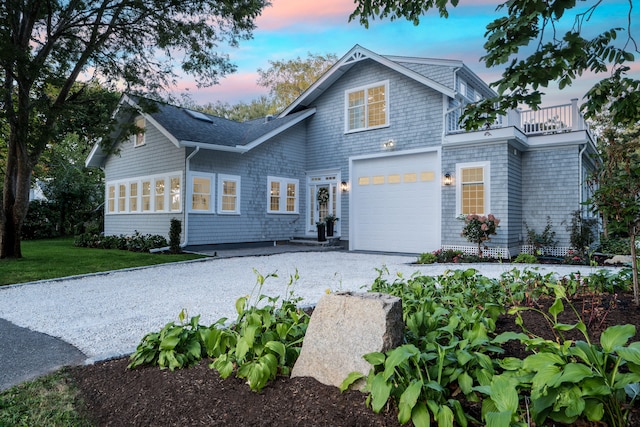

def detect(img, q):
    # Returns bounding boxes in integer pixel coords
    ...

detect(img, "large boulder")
[291,291,403,389]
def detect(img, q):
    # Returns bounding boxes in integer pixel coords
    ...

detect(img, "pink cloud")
[173,72,267,104]
[257,0,353,30]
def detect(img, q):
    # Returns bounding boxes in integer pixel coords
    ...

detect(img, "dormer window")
[345,81,389,132]
[133,116,145,147]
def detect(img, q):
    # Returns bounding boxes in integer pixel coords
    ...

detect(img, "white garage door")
[351,151,441,253]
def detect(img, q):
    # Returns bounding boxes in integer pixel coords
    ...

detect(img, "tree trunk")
[1,130,33,259]
[631,231,639,306]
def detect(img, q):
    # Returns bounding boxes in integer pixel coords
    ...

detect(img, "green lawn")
[0,237,206,286]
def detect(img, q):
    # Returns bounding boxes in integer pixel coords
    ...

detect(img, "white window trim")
[106,171,182,214]
[344,80,389,134]
[267,176,299,214]
[218,174,241,215]
[455,161,490,217]
[133,116,146,147]
[187,173,216,213]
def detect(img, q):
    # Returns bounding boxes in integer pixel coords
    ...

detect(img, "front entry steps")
[289,236,342,248]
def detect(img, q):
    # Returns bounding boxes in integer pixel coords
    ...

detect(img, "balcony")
[446,98,593,138]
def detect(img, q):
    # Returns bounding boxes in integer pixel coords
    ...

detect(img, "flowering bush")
[459,214,500,257]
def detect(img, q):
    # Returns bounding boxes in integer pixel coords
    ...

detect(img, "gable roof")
[86,95,315,167]
[279,44,482,117]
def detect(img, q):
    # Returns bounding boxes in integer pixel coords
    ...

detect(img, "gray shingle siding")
[522,147,581,248]
[103,120,186,239]
[186,124,307,245]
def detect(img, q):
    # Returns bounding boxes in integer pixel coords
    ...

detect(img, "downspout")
[181,146,200,248]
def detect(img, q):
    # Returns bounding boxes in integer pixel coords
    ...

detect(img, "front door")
[307,173,340,236]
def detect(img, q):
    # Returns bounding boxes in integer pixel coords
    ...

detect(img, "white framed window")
[218,174,240,214]
[459,79,467,98]
[106,172,182,214]
[133,116,146,147]
[456,161,490,216]
[189,174,215,212]
[267,176,299,214]
[345,81,389,132]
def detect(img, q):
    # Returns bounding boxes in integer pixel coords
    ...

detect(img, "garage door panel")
[352,152,440,253]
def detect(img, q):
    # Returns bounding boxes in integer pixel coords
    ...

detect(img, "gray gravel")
[0,252,618,362]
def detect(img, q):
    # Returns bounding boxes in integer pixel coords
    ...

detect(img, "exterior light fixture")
[382,139,395,149]
[443,173,453,186]
[341,181,349,192]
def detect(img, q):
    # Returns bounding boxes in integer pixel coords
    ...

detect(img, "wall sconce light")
[341,181,349,192]
[443,173,453,186]
[382,139,395,149]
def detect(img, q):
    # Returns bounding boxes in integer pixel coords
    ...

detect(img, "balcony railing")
[446,98,591,137]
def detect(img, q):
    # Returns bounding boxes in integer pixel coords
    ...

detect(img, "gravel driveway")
[0,251,615,362]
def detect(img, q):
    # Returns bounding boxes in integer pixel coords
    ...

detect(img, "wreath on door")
[317,187,329,205]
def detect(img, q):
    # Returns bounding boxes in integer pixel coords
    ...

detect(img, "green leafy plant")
[513,253,537,264]
[459,214,500,257]
[525,216,558,256]
[129,309,205,371]
[495,284,640,427]
[416,252,437,264]
[129,270,310,392]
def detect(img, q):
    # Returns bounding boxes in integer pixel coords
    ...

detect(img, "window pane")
[107,185,115,212]
[270,181,280,211]
[170,177,180,211]
[462,183,484,214]
[222,180,236,211]
[129,182,138,212]
[192,177,210,211]
[348,90,365,130]
[461,167,483,183]
[142,181,151,211]
[118,184,126,212]
[286,183,296,212]
[134,117,145,146]
[367,85,386,127]
[155,179,165,211]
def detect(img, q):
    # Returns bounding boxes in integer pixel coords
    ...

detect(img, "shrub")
[416,252,437,264]
[525,216,558,255]
[74,231,167,252]
[565,210,598,254]
[513,253,538,264]
[459,213,500,257]
[21,200,60,239]
[599,236,631,255]
[432,249,464,263]
[169,218,182,254]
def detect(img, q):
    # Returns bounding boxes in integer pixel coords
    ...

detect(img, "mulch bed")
[70,292,640,426]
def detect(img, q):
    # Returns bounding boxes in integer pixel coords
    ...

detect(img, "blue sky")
[178,0,638,109]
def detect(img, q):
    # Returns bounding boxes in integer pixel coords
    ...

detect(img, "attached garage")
[350,149,441,253]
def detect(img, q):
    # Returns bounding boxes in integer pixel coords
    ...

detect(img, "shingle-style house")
[86,45,598,256]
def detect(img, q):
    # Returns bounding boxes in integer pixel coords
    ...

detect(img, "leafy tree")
[199,96,277,122]
[257,53,338,113]
[0,0,267,258]
[588,121,640,305]
[350,1,638,128]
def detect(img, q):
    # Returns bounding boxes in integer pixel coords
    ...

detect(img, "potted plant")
[316,221,326,242]
[324,214,339,237]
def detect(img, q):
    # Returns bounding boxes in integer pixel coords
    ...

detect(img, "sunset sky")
[178,0,638,109]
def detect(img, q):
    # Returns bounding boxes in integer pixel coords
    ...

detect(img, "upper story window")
[268,176,299,214]
[218,174,240,214]
[456,162,490,216]
[133,116,146,147]
[345,81,389,132]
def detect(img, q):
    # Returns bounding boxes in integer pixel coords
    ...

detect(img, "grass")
[0,237,206,286]
[0,369,93,427]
